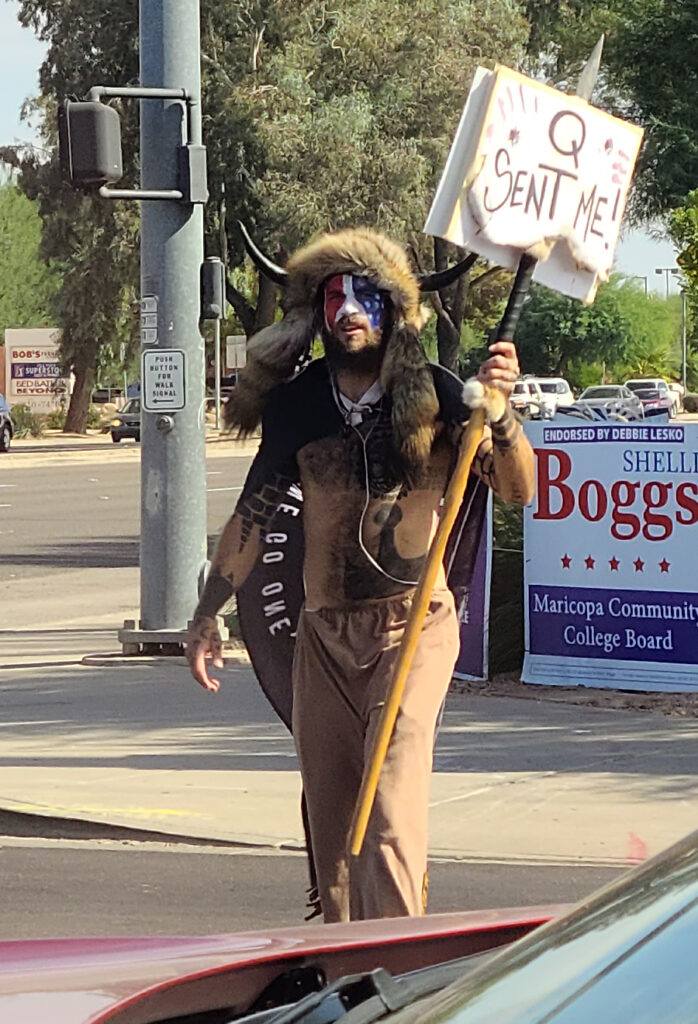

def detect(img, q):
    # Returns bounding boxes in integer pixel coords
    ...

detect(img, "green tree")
[669,191,698,389]
[514,275,680,388]
[0,179,58,341]
[201,0,529,367]
[9,0,140,431]
[11,0,530,417]
[515,278,629,384]
[525,0,698,220]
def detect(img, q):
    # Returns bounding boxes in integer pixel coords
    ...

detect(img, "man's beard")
[321,323,389,374]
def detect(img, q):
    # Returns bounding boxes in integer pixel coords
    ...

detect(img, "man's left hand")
[477,341,520,399]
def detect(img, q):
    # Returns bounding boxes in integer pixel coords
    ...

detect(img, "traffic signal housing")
[59,100,123,188]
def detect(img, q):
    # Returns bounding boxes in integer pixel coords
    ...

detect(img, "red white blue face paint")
[324,274,385,333]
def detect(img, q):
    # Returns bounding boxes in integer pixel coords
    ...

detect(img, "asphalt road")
[0,838,623,939]
[0,448,253,581]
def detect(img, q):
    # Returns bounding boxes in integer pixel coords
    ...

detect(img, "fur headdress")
[228,228,446,476]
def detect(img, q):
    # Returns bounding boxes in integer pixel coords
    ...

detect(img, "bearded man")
[186,228,534,923]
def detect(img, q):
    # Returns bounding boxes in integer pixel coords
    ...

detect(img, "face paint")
[324,274,385,333]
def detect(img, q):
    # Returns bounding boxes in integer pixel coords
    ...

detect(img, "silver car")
[575,385,644,421]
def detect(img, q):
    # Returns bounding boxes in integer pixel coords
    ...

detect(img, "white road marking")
[0,484,16,488]
[99,496,110,501]
[0,504,12,508]
[207,486,242,493]
[206,471,222,476]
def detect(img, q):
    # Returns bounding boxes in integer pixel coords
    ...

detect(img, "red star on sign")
[561,554,571,568]
[584,555,595,570]
[609,557,620,571]
[634,557,645,572]
[659,558,670,573]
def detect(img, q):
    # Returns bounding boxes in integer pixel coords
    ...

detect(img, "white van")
[529,377,575,417]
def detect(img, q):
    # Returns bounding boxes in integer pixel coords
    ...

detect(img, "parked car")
[575,384,644,421]
[92,386,124,404]
[529,377,575,417]
[0,393,13,452]
[109,398,141,443]
[668,381,684,413]
[510,378,546,418]
[3,829,698,1024]
[624,378,676,417]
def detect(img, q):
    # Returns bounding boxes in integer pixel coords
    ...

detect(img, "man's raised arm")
[469,340,535,506]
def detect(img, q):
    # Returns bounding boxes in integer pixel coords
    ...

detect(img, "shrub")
[489,497,524,675]
[87,404,105,429]
[684,394,698,413]
[10,403,44,438]
[44,405,67,429]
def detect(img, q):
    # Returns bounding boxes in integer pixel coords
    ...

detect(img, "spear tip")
[575,34,605,102]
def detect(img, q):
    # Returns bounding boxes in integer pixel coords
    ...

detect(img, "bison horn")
[238,222,289,286]
[239,221,477,293]
[417,251,477,292]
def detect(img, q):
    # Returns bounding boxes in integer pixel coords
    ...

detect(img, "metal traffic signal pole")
[120,0,208,652]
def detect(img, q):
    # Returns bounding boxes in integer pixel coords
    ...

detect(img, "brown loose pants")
[291,589,460,923]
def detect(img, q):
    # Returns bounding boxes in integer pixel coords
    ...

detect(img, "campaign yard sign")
[425,65,643,303]
[523,421,698,692]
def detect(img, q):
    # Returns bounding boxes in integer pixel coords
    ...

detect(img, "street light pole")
[655,266,679,299]
[630,275,648,293]
[682,290,688,397]
[125,0,207,650]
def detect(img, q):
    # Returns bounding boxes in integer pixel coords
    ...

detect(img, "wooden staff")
[349,403,485,856]
[349,252,536,857]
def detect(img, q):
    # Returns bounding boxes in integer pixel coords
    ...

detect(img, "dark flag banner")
[237,482,304,731]
[446,476,492,681]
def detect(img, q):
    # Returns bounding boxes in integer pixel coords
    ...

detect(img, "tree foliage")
[9,0,140,431]
[515,275,681,388]
[201,0,529,365]
[0,180,58,343]
[8,0,532,410]
[525,0,698,221]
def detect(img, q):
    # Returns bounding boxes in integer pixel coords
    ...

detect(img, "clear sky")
[0,2,683,296]
[0,2,46,148]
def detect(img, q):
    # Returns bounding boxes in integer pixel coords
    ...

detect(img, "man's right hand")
[186,615,225,692]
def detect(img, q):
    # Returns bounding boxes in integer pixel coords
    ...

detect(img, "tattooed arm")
[469,340,535,506]
[187,471,296,691]
[471,411,535,505]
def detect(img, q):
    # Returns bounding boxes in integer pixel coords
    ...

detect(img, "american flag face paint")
[323,274,385,333]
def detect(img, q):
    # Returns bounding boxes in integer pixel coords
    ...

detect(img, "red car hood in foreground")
[0,907,560,1024]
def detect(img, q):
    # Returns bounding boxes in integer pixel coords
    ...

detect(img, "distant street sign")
[226,334,247,371]
[142,349,185,411]
[140,295,158,345]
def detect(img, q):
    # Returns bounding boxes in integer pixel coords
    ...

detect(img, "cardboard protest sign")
[425,65,643,303]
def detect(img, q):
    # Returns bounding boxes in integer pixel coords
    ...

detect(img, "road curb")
[81,647,251,667]
[0,806,641,868]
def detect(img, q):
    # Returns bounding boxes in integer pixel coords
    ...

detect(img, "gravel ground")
[451,674,698,718]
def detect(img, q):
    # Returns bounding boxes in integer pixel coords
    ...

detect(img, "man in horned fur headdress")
[186,228,534,923]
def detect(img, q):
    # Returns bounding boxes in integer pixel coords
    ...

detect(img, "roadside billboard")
[4,328,72,413]
[523,421,698,692]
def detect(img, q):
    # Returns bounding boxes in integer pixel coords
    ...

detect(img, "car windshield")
[637,389,661,399]
[121,399,141,414]
[538,383,557,393]
[513,383,526,394]
[386,831,698,1024]
[580,387,620,399]
[625,381,657,392]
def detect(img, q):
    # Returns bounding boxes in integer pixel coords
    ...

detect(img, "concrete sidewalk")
[1,625,697,867]
[4,430,259,467]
